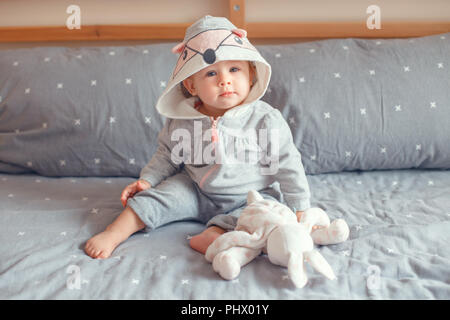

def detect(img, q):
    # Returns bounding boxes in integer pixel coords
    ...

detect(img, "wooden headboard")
[0,0,449,42]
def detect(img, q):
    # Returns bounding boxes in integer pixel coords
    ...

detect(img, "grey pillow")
[0,43,173,176]
[1,33,449,177]
[260,32,450,174]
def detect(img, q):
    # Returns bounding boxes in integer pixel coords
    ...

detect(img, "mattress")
[1,169,449,299]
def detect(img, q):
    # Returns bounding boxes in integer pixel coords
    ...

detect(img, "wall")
[0,0,449,49]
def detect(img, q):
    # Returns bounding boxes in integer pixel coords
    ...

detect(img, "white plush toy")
[205,190,349,288]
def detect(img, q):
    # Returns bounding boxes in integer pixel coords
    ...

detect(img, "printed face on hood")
[182,60,255,116]
[172,29,256,79]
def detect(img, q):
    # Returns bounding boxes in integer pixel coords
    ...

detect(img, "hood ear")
[171,42,186,54]
[232,28,247,38]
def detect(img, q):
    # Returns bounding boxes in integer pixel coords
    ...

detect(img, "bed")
[1,168,450,299]
[1,3,450,300]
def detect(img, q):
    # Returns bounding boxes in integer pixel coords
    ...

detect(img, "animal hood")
[155,15,272,119]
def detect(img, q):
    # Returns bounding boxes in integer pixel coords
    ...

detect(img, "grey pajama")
[128,100,311,232]
[127,170,282,232]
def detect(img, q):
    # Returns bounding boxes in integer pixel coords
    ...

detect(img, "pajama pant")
[126,171,283,232]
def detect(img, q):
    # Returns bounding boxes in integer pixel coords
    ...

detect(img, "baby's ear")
[182,77,196,96]
[249,62,256,85]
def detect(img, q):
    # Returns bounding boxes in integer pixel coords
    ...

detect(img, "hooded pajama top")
[126,15,311,231]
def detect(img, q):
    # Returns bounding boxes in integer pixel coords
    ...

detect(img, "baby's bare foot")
[84,229,126,259]
[190,226,226,254]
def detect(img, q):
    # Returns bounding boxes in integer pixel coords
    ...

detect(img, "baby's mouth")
[220,91,235,97]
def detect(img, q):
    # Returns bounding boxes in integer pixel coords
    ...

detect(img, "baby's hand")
[120,179,151,207]
[296,211,304,222]
[296,210,321,231]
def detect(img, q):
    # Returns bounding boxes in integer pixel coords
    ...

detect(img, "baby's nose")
[219,80,231,87]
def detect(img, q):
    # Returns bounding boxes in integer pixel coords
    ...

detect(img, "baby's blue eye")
[206,71,216,77]
[230,67,239,72]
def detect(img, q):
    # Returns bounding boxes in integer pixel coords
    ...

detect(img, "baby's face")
[183,60,255,114]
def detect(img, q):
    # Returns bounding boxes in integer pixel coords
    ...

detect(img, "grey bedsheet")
[1,169,449,300]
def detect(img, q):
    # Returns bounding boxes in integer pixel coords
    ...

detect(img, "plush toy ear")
[300,208,330,233]
[287,252,308,288]
[171,42,186,54]
[304,250,336,280]
[311,219,350,245]
[232,28,247,38]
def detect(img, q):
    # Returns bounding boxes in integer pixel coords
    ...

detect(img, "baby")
[85,15,312,259]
